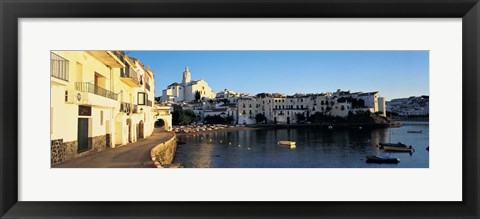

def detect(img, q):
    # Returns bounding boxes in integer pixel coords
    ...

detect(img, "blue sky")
[127,51,429,101]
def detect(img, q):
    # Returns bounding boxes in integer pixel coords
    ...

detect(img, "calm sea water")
[174,122,429,168]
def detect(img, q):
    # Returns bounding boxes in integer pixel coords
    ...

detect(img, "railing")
[75,82,118,100]
[111,51,125,61]
[50,52,69,81]
[120,66,141,85]
[120,102,131,114]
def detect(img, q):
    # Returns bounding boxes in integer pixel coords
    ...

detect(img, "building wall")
[235,92,382,125]
[378,97,386,117]
[51,51,161,165]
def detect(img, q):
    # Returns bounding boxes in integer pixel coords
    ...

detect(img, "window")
[50,52,69,81]
[100,111,104,125]
[138,92,147,105]
[65,90,68,102]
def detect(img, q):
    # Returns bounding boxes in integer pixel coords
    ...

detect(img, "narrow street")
[53,130,174,168]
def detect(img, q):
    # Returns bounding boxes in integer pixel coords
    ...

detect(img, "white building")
[161,66,216,103]
[387,95,429,116]
[215,89,249,104]
[50,51,170,165]
[236,90,386,125]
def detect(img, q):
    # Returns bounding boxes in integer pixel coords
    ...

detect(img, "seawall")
[150,133,177,168]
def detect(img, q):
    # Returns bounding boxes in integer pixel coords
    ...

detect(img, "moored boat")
[407,130,422,134]
[278,141,296,146]
[382,145,415,152]
[366,155,400,164]
[379,142,407,148]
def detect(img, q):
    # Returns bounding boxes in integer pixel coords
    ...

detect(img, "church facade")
[161,66,216,103]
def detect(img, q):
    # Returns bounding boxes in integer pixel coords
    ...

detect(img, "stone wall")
[64,140,78,161]
[51,139,65,164]
[91,135,107,152]
[150,134,177,168]
[51,134,108,165]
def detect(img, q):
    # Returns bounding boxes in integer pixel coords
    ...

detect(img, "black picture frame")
[1,0,479,218]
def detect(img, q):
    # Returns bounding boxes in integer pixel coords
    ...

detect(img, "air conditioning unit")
[65,89,84,104]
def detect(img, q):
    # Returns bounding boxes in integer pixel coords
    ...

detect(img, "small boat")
[379,142,408,148]
[407,130,423,134]
[383,145,415,152]
[366,155,400,164]
[278,141,296,146]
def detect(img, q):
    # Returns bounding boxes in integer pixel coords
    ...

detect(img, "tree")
[172,109,197,125]
[180,109,196,125]
[226,115,235,125]
[255,113,266,124]
[172,110,182,125]
[295,113,306,123]
[204,115,226,124]
[194,91,201,102]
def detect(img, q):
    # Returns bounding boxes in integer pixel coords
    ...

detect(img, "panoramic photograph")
[50,50,429,168]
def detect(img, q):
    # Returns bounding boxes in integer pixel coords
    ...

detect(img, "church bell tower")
[182,65,191,85]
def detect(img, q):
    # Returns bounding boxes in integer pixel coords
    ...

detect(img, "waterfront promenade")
[54,129,174,168]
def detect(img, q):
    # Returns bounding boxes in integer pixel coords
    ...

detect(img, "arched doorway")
[138,120,144,139]
[155,119,165,128]
[155,118,167,131]
[126,118,132,143]
[114,113,124,146]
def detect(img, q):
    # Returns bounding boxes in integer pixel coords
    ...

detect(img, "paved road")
[54,130,174,168]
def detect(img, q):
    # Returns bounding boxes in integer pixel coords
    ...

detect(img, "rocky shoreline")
[174,126,260,135]
[175,122,401,136]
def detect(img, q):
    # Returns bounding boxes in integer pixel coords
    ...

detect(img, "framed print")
[1,0,479,218]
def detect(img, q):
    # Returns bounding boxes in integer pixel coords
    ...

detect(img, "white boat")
[278,141,296,146]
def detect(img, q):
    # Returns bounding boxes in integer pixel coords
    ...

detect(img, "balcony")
[51,52,69,81]
[76,82,118,100]
[87,51,125,68]
[120,102,131,114]
[120,66,141,87]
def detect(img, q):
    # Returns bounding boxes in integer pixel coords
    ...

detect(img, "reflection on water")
[174,122,429,168]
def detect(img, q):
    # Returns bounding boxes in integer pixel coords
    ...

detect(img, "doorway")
[77,118,89,152]
[139,120,144,139]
